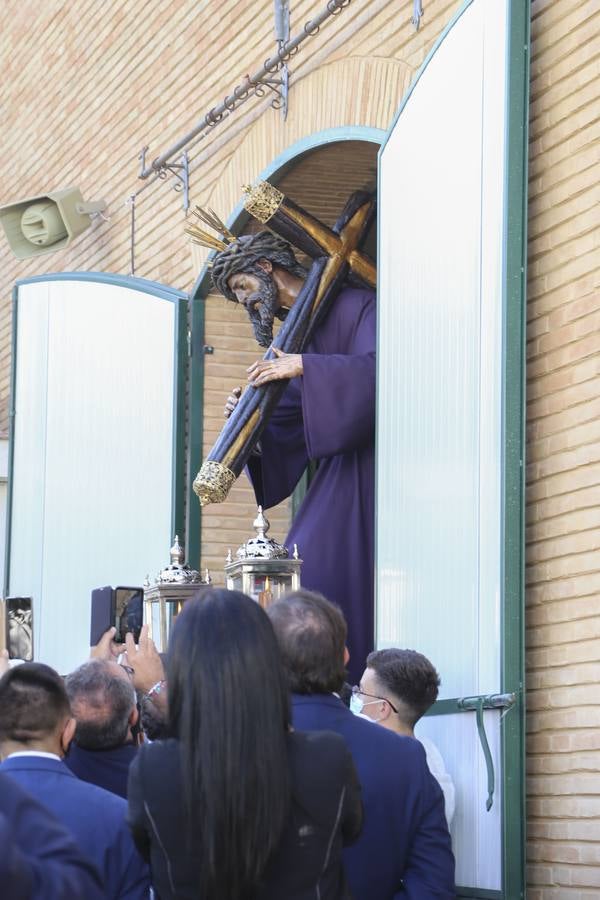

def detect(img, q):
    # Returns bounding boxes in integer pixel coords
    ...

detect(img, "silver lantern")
[225,507,302,608]
[143,536,211,651]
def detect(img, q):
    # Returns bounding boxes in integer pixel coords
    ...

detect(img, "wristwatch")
[145,679,166,700]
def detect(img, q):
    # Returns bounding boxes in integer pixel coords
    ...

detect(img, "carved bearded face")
[227,269,281,348]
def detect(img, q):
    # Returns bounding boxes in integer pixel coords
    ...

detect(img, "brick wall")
[1,0,598,892]
[0,0,450,437]
[525,1,600,896]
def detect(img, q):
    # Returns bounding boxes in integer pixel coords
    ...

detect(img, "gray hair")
[267,590,347,695]
[65,660,135,750]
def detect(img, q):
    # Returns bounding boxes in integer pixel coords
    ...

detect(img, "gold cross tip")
[243,180,284,223]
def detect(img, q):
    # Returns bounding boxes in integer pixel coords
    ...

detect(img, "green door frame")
[376,1,529,896]
[500,0,530,895]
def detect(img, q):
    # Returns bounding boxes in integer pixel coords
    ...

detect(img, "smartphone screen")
[5,597,34,660]
[114,587,143,644]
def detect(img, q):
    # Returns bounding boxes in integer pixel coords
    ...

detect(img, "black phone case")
[90,586,114,646]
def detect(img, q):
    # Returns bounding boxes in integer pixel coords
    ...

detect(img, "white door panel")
[8,276,185,674]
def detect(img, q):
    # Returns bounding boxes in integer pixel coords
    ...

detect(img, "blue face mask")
[349,693,364,716]
[350,693,383,721]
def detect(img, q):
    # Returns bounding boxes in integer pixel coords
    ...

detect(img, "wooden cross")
[243,180,376,290]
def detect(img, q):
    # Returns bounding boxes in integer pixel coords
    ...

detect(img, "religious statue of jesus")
[210,227,376,681]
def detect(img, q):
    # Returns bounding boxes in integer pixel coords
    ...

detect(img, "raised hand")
[90,626,122,661]
[124,625,165,695]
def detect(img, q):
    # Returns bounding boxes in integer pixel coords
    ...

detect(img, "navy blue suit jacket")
[0,770,104,900]
[65,741,138,798]
[1,755,150,900]
[292,694,455,900]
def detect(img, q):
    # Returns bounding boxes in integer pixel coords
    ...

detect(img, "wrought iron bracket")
[138,147,190,212]
[253,67,289,119]
[135,0,352,186]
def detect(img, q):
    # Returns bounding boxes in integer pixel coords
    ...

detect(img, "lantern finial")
[170,535,185,566]
[253,506,270,540]
[150,535,208,585]
[235,506,288,560]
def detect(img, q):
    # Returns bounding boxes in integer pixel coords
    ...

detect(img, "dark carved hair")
[366,648,441,727]
[0,663,71,743]
[268,590,348,695]
[211,231,307,302]
[167,589,291,900]
[65,660,136,751]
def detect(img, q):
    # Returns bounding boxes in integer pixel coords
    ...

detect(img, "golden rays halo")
[184,205,236,252]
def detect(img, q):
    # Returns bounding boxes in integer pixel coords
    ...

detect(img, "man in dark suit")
[0,770,105,900]
[268,590,455,900]
[65,658,139,798]
[0,662,150,900]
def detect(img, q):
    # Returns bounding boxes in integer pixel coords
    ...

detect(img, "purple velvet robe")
[247,286,376,682]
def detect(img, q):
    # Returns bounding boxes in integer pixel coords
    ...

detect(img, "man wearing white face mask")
[268,590,455,900]
[352,650,455,826]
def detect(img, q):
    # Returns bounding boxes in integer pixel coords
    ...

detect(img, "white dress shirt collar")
[5,750,62,762]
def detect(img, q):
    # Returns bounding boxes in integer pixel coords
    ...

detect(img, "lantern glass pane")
[274,575,293,598]
[228,573,243,592]
[150,601,162,646]
[250,573,294,608]
[165,599,186,644]
[246,573,261,603]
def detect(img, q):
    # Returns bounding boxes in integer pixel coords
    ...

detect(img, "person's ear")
[256,258,273,274]
[61,717,77,756]
[343,646,350,667]
[380,701,394,721]
[129,705,139,728]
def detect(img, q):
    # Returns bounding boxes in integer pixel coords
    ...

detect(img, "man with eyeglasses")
[268,589,455,900]
[352,650,455,825]
[64,656,140,799]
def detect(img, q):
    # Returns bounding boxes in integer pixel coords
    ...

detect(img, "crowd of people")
[0,588,456,899]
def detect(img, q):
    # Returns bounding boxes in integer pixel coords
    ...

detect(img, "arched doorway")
[191,135,379,581]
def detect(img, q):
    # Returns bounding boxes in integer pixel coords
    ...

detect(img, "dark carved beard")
[246,273,280,348]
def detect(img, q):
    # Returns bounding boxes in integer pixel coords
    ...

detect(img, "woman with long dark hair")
[127,589,362,899]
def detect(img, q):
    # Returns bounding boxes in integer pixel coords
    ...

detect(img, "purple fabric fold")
[247,286,376,680]
[301,352,375,459]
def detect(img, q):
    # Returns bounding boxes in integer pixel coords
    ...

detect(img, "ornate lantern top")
[150,535,210,585]
[234,507,288,560]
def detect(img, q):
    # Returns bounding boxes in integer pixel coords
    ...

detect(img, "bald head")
[268,590,347,695]
[65,660,137,750]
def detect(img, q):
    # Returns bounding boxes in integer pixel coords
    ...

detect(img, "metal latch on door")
[457,692,516,811]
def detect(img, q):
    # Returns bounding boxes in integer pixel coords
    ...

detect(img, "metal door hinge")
[457,693,516,811]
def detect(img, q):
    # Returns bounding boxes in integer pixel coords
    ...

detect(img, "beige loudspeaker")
[0,187,107,259]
